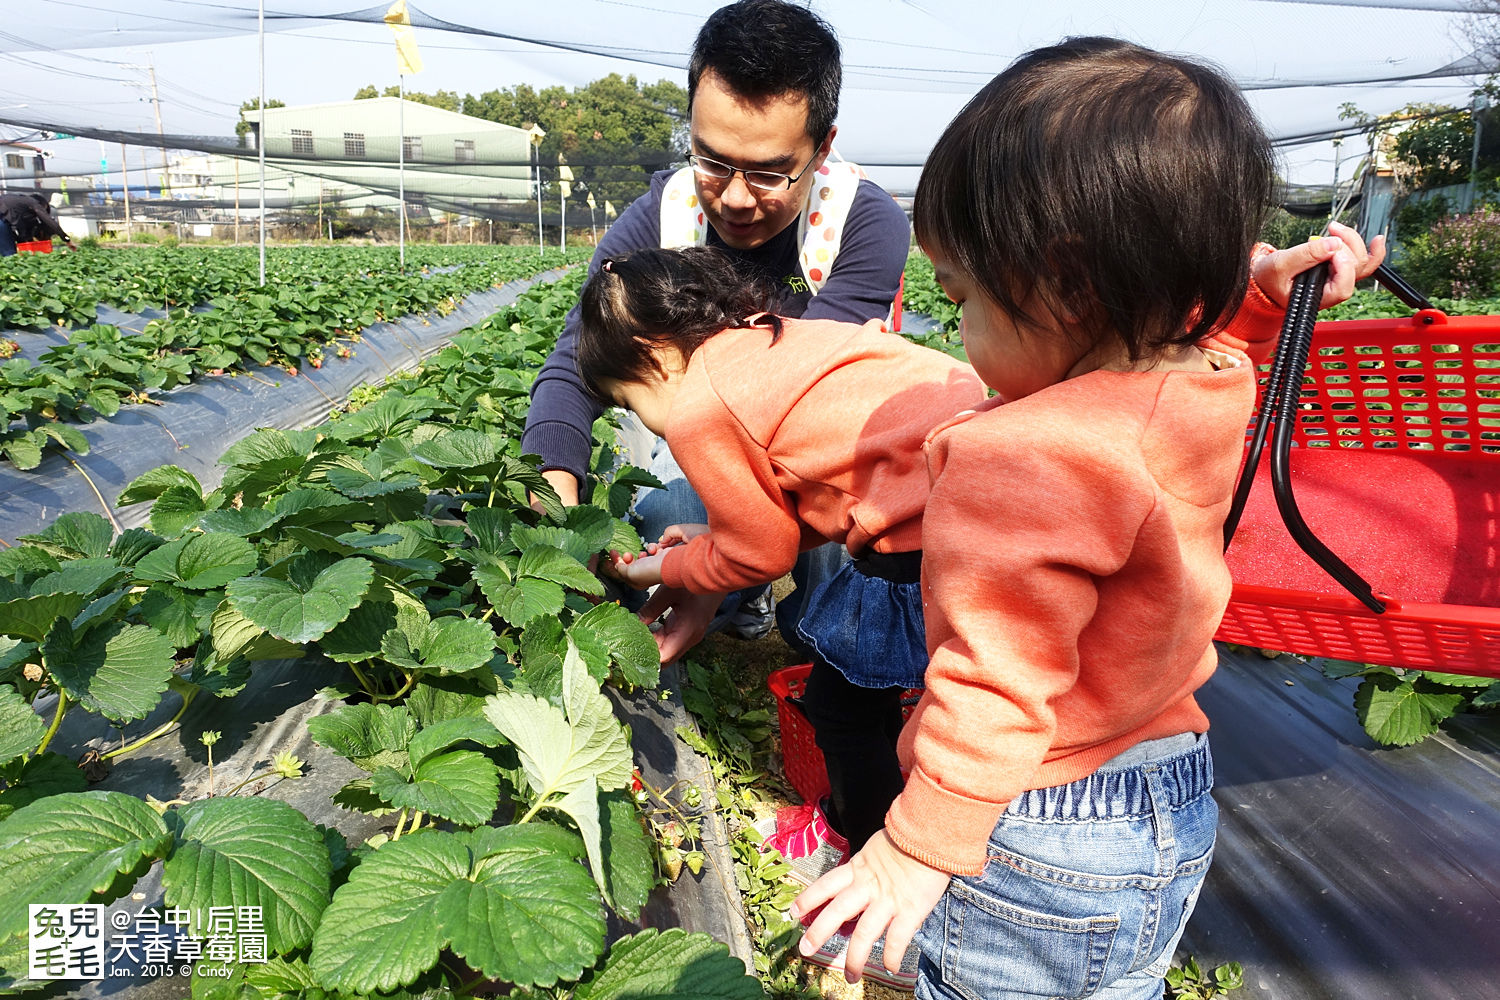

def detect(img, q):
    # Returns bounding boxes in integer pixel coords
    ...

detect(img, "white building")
[234,97,535,216]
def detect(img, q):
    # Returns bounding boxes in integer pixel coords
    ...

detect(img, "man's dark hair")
[576,246,784,402]
[688,0,842,142]
[27,192,49,208]
[914,36,1274,361]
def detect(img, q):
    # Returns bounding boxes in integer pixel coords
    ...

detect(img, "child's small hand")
[656,523,710,549]
[790,829,950,985]
[1252,221,1386,311]
[606,548,667,589]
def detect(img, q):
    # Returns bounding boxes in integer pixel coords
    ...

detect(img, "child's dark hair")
[914,36,1274,361]
[688,0,841,143]
[576,246,784,402]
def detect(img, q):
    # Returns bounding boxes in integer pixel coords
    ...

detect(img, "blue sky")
[0,0,1489,194]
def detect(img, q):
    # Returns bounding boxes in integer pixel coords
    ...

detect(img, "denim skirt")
[795,557,927,690]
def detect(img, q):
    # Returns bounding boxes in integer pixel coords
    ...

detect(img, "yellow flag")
[558,160,574,200]
[586,191,596,210]
[384,0,423,76]
[604,200,617,219]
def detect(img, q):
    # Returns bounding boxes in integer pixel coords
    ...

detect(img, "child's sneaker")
[799,919,920,992]
[755,798,849,887]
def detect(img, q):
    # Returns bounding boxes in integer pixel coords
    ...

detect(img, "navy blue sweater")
[521,167,911,484]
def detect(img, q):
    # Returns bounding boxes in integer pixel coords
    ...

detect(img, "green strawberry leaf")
[0,790,174,939]
[474,565,564,627]
[379,616,498,676]
[162,797,331,953]
[519,544,605,598]
[407,716,502,767]
[118,465,202,507]
[208,599,305,663]
[19,511,113,559]
[410,428,502,470]
[226,554,373,644]
[574,928,764,1000]
[318,599,399,663]
[0,752,87,817]
[466,506,519,555]
[194,507,279,537]
[0,684,45,766]
[0,592,88,642]
[150,484,213,537]
[30,557,127,600]
[570,602,660,689]
[483,643,633,806]
[306,702,415,773]
[134,533,259,591]
[1355,673,1468,746]
[0,544,61,579]
[109,527,166,567]
[308,826,603,994]
[45,619,176,722]
[369,750,500,827]
[137,584,203,649]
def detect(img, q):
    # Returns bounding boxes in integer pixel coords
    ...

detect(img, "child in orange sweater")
[790,37,1384,997]
[575,246,988,929]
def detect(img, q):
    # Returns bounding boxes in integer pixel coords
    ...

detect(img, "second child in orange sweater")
[790,36,1384,999]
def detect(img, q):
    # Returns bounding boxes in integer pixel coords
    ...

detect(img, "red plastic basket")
[1219,311,1500,679]
[15,240,51,254]
[768,663,923,803]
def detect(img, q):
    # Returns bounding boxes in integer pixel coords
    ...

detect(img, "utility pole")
[147,57,169,191]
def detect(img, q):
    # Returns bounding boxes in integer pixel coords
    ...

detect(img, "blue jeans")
[0,219,15,256]
[915,733,1217,1000]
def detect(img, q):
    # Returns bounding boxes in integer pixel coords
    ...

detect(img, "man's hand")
[636,585,723,663]
[1252,221,1386,311]
[790,829,950,985]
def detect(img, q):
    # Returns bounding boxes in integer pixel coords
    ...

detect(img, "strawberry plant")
[0,267,764,998]
[0,245,589,470]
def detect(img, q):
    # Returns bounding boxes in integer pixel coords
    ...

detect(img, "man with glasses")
[523,0,910,661]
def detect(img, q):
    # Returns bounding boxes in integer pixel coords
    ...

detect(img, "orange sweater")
[885,284,1283,875]
[658,317,986,593]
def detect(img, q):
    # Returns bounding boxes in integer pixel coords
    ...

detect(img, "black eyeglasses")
[687,149,820,191]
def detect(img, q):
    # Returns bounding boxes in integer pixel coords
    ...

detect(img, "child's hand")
[1252,221,1386,311]
[790,829,950,985]
[606,548,667,589]
[652,523,710,551]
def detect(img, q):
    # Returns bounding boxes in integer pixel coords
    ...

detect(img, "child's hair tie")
[600,258,615,273]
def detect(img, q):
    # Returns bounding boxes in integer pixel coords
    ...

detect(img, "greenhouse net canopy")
[0,0,1494,220]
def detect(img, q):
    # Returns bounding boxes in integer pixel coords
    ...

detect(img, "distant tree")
[1339,98,1495,193]
[461,73,687,210]
[236,97,286,146]
[351,85,461,112]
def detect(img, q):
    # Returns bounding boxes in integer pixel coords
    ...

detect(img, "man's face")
[689,69,834,250]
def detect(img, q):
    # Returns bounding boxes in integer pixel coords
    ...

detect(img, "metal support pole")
[120,142,133,242]
[257,0,266,287]
[1466,96,1488,214]
[398,77,406,270]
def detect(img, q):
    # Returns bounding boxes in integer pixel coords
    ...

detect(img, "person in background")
[789,37,1385,998]
[520,0,911,662]
[0,192,76,255]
